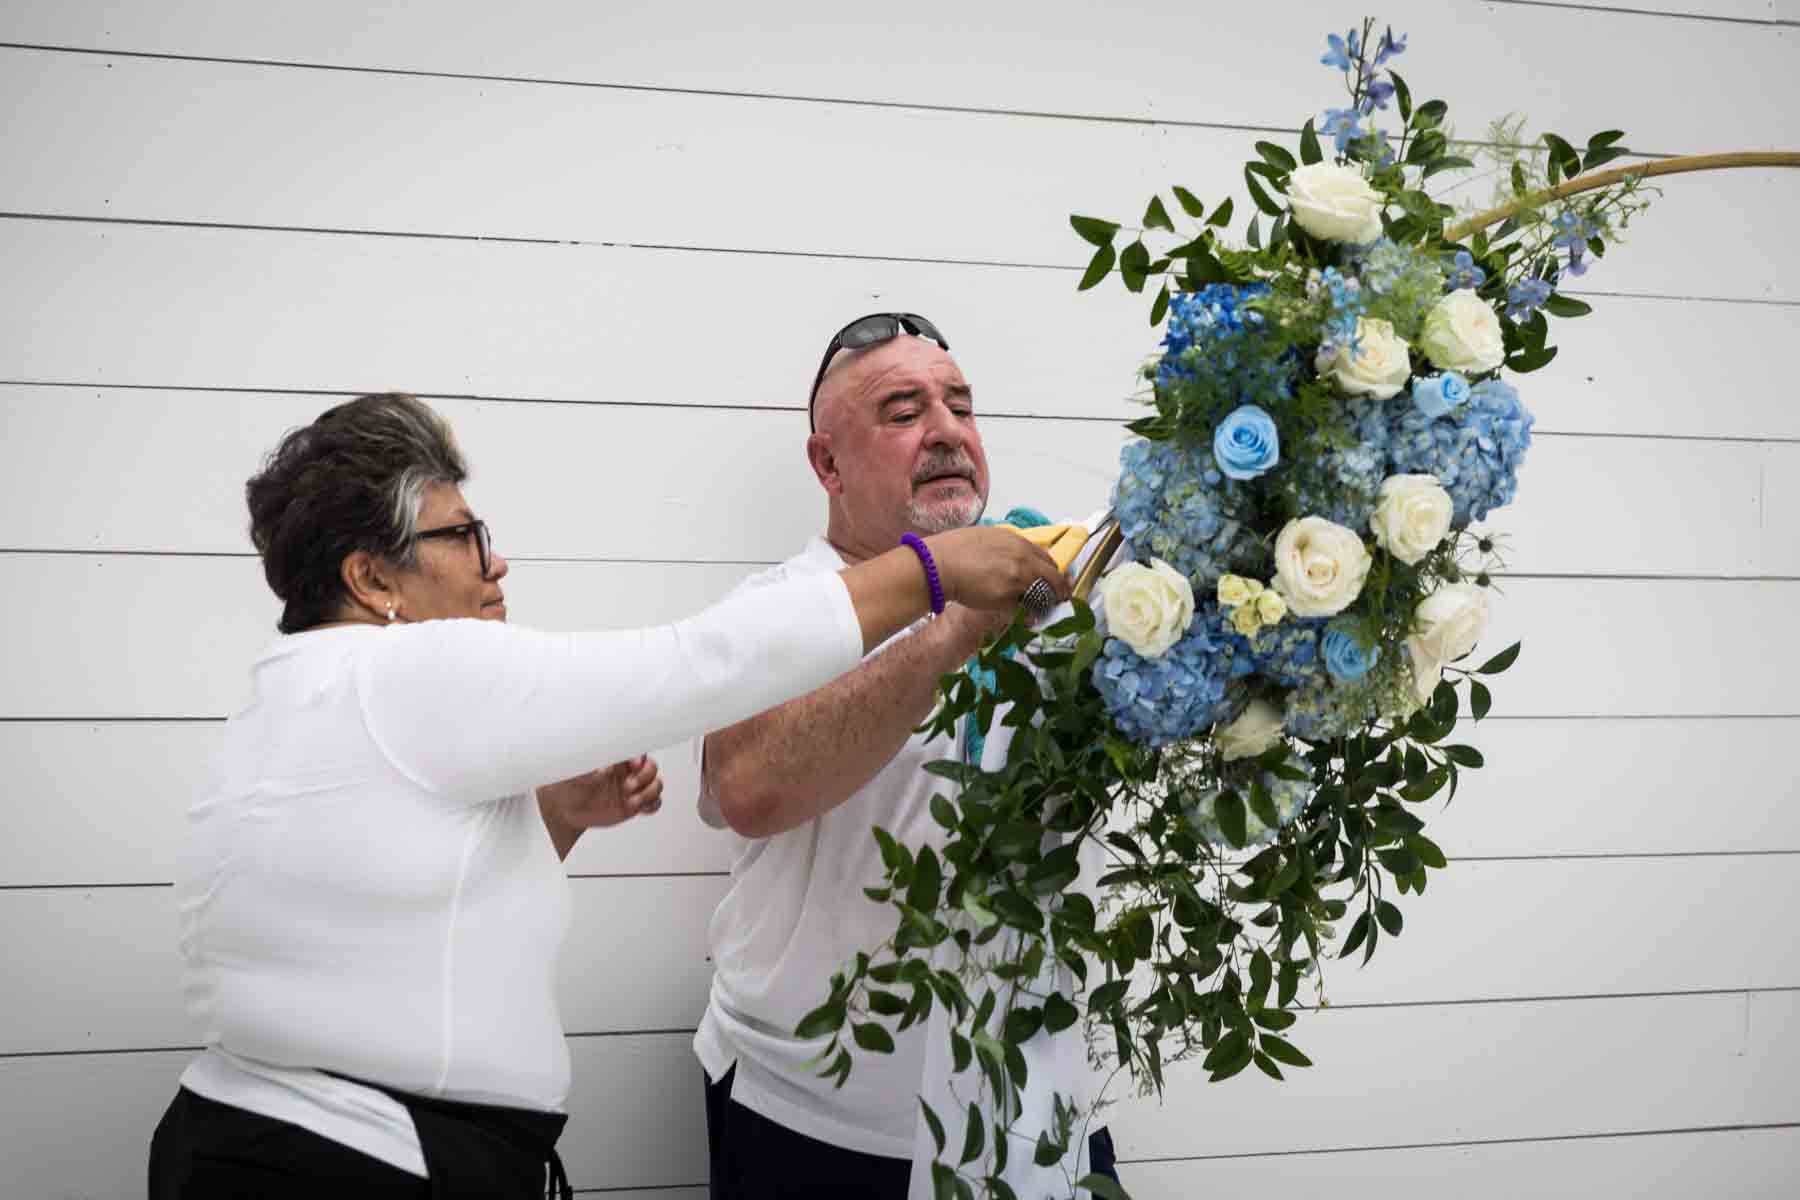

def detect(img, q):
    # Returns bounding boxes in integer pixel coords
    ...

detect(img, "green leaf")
[1217,790,1248,849]
[1542,132,1581,179]
[1408,836,1448,872]
[1245,215,1262,249]
[1442,744,1485,769]
[1586,129,1626,151]
[872,826,907,874]
[921,1099,947,1155]
[961,892,999,929]
[1254,140,1298,172]
[1034,1131,1063,1167]
[1252,1006,1297,1031]
[852,1021,895,1054]
[1476,641,1521,675]
[867,989,908,1017]
[931,1162,957,1200]
[1253,1050,1285,1081]
[1089,979,1129,1010]
[1511,162,1528,196]
[794,1000,845,1039]
[1470,679,1492,722]
[1411,99,1448,130]
[1075,1174,1132,1200]
[1543,293,1592,318]
[1119,240,1152,294]
[1506,344,1558,373]
[1376,899,1404,936]
[1043,991,1079,1034]
[1248,780,1280,830]
[1004,1005,1044,1044]
[1339,911,1371,960]
[989,821,1043,861]
[1142,194,1175,233]
[1070,215,1120,247]
[907,845,942,912]
[1172,185,1207,218]
[929,792,957,830]
[1207,196,1235,228]
[1149,283,1170,327]
[1077,242,1116,292]
[960,1101,985,1164]
[1243,167,1282,217]
[1299,119,1323,165]
[1582,146,1629,170]
[1259,1034,1314,1068]
[1390,71,1413,123]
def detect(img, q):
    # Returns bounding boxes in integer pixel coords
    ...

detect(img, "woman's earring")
[386,604,397,622]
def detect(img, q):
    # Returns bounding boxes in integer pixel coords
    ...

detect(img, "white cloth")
[909,510,1120,1200]
[694,536,961,1159]
[177,571,863,1174]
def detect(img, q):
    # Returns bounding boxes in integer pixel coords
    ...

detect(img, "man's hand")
[538,755,663,859]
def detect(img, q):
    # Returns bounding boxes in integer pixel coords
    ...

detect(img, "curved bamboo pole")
[1444,150,1800,242]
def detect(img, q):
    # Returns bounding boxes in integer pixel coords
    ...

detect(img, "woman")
[148,393,1066,1198]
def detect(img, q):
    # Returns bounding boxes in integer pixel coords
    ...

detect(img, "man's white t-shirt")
[694,536,962,1159]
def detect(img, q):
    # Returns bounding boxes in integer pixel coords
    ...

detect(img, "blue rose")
[1412,372,1470,420]
[1213,405,1281,481]
[1321,627,1380,682]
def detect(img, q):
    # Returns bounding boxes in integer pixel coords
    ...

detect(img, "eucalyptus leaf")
[1078,242,1116,292]
[1069,215,1121,247]
[1172,185,1207,218]
[1142,194,1175,233]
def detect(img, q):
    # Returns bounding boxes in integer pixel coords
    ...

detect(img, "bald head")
[804,335,991,562]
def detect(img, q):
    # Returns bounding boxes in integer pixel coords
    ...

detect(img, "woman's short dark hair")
[247,393,468,633]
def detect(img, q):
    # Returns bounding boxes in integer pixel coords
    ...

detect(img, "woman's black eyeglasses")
[807,313,950,431]
[415,519,494,578]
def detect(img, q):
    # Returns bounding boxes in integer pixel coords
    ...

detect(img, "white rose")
[1287,162,1385,244]
[1405,639,1444,705]
[1217,699,1286,762]
[1272,516,1372,618]
[1315,317,1413,400]
[1420,289,1505,374]
[1101,558,1195,659]
[1370,474,1454,565]
[1412,582,1491,665]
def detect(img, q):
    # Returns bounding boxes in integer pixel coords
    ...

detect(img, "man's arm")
[705,604,999,839]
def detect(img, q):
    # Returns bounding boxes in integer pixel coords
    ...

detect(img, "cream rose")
[1272,516,1372,618]
[1217,699,1286,762]
[1370,474,1454,565]
[1316,317,1412,400]
[1101,558,1195,659]
[1420,289,1505,374]
[1405,639,1444,705]
[1411,582,1492,665]
[1255,588,1288,625]
[1287,162,1384,244]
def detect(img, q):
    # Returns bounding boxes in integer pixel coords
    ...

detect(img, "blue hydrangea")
[1093,605,1252,749]
[1182,756,1313,848]
[1284,675,1378,741]
[1291,399,1393,531]
[1384,378,1535,525]
[1355,240,1446,335]
[1113,437,1262,590]
[1220,614,1329,688]
[1155,284,1286,404]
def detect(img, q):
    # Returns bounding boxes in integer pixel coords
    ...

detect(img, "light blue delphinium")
[1320,106,1364,154]
[1213,405,1281,481]
[1385,378,1535,525]
[1093,606,1252,749]
[1444,250,1487,291]
[1113,437,1263,591]
[1412,371,1470,419]
[1321,627,1381,683]
[1506,277,1554,320]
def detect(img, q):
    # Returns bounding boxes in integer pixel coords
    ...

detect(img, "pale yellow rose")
[1217,574,1256,608]
[1255,588,1288,625]
[1231,605,1264,637]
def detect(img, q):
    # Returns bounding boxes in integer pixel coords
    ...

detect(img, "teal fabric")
[961,507,1052,766]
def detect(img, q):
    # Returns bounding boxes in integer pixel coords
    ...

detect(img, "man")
[694,314,1116,1198]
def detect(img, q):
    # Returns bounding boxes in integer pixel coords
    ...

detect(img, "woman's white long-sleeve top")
[176,571,862,1174]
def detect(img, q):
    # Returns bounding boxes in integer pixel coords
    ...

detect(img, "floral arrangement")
[800,19,1655,1199]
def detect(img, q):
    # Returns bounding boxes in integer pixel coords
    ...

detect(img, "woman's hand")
[925,526,1072,613]
[538,755,663,858]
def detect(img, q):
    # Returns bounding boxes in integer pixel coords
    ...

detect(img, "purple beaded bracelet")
[898,533,946,616]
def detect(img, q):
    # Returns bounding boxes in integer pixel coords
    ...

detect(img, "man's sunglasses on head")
[807,312,950,431]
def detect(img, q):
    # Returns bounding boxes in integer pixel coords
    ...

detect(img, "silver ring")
[1021,576,1058,620]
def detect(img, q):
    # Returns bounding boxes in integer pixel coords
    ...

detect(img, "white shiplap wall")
[2,1,1796,1196]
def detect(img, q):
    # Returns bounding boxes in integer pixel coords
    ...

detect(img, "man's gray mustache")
[912,452,978,485]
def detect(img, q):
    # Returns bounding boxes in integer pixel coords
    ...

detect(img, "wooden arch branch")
[1444,150,1800,242]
